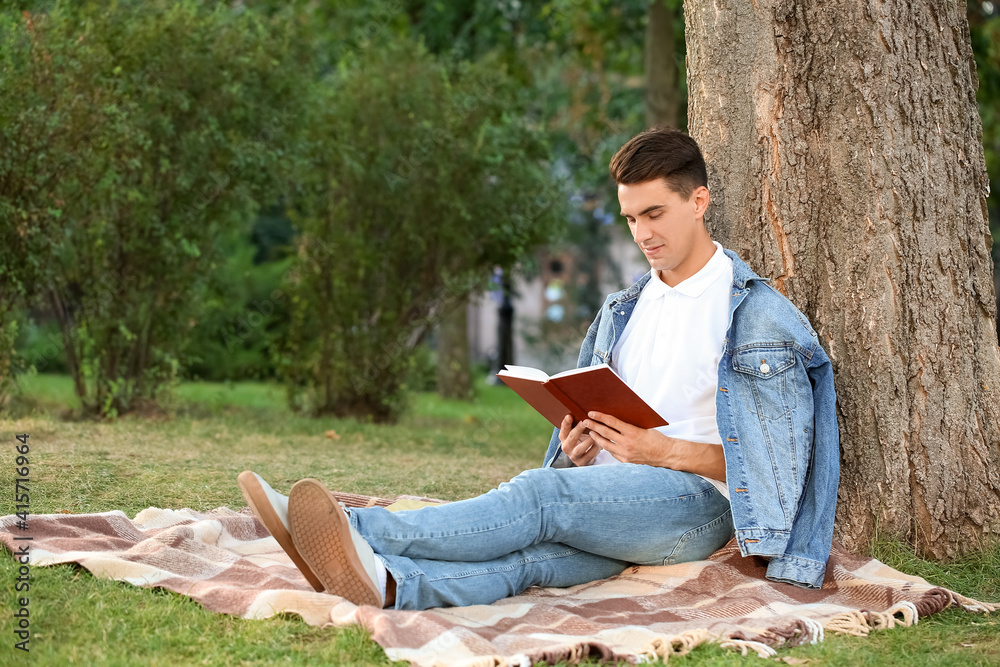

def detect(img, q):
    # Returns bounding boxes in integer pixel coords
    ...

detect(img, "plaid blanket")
[2,494,995,666]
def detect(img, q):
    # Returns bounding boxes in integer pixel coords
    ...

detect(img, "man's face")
[617,178,712,286]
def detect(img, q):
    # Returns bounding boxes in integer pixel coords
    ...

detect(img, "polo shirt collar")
[646,242,729,299]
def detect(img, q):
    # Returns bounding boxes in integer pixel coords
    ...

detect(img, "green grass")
[1,375,998,666]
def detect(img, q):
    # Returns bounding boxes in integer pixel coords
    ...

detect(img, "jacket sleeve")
[765,340,840,588]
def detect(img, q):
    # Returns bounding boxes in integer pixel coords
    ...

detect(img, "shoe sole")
[237,471,324,592]
[288,479,382,607]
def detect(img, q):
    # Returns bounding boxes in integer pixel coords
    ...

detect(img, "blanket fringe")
[796,616,825,644]
[952,591,1000,614]
[638,628,712,660]
[640,630,780,661]
[437,654,532,667]
[435,656,501,667]
[520,640,619,666]
[825,600,918,637]
[717,638,777,658]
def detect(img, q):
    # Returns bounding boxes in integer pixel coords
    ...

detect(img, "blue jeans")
[348,464,734,610]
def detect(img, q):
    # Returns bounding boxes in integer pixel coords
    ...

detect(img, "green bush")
[11,230,294,384]
[0,4,105,405]
[13,314,68,376]
[279,38,567,421]
[0,1,313,416]
[183,229,294,382]
[406,343,439,393]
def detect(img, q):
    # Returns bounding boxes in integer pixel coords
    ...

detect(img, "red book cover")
[497,364,667,429]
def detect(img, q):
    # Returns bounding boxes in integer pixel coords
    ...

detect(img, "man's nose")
[632,218,653,243]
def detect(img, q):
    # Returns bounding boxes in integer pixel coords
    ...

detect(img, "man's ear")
[692,186,710,216]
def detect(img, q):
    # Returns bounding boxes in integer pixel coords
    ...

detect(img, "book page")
[498,365,550,382]
[551,363,613,379]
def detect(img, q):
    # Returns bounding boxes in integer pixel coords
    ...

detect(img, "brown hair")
[608,126,708,199]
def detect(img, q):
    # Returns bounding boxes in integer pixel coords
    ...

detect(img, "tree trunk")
[48,288,86,404]
[685,0,1000,558]
[495,273,516,374]
[645,0,680,128]
[437,297,474,400]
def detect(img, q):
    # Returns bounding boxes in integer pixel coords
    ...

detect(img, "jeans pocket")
[662,509,734,566]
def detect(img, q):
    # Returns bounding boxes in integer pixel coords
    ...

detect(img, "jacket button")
[760,362,770,374]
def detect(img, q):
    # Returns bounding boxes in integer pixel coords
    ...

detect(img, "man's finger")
[587,411,620,429]
[559,414,573,441]
[561,421,592,458]
[591,412,636,435]
[561,416,587,443]
[591,426,624,448]
[589,429,613,446]
[584,418,619,440]
[574,439,600,466]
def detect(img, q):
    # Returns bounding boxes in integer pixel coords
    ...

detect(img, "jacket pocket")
[732,344,798,420]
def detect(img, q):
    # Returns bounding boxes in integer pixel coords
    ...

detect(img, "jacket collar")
[612,246,767,305]
[609,272,651,306]
[724,248,768,289]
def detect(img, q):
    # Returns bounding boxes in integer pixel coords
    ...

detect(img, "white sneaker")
[237,471,324,591]
[287,478,383,607]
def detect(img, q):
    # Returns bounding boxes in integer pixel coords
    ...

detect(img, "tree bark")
[436,297,474,400]
[685,0,1000,558]
[645,0,681,128]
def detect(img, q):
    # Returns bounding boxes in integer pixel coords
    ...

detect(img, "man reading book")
[238,127,840,610]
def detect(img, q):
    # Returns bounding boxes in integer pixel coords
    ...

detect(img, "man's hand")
[583,411,728,481]
[581,411,670,467]
[558,414,602,466]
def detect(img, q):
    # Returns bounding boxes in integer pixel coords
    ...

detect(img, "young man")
[239,127,840,610]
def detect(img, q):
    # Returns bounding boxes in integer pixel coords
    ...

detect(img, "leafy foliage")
[0,1,313,416]
[279,39,567,421]
[969,2,1000,231]
[0,5,105,404]
[183,229,294,382]
[968,1,1000,336]
[8,0,992,416]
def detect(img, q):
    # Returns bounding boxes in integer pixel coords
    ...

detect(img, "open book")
[496,363,668,429]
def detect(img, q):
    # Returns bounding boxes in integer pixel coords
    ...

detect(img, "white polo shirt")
[595,242,732,500]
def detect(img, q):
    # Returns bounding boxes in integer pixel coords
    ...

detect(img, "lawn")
[1,375,997,666]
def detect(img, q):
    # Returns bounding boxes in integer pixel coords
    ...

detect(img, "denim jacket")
[541,249,840,589]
